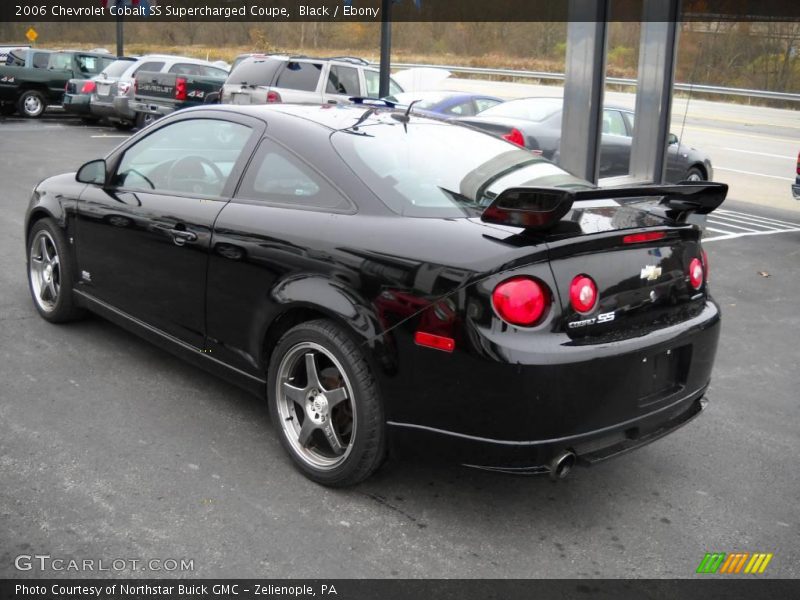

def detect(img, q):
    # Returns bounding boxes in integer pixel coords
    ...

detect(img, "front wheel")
[18,90,47,118]
[685,167,706,182]
[267,319,386,486]
[135,111,159,129]
[27,218,85,323]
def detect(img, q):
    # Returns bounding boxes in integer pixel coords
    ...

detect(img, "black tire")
[17,90,47,118]
[135,111,159,130]
[685,166,706,182]
[27,218,85,323]
[267,319,386,486]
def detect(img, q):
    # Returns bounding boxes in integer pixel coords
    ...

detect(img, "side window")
[443,101,473,116]
[365,70,402,97]
[364,70,379,97]
[274,62,323,92]
[115,119,252,196]
[326,66,360,95]
[475,98,501,113]
[602,110,628,137]
[133,61,166,76]
[237,139,349,210]
[76,55,99,74]
[32,53,50,69]
[48,54,72,71]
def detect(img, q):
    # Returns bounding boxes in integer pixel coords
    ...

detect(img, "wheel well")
[19,85,48,97]
[690,163,708,179]
[26,210,52,244]
[261,306,339,370]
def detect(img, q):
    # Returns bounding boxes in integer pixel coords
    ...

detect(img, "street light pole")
[378,0,392,97]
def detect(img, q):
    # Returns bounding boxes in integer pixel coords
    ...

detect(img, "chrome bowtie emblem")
[640,265,662,281]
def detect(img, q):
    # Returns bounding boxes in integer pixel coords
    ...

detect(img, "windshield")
[332,119,588,218]
[479,98,562,121]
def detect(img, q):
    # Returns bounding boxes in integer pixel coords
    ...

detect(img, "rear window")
[76,54,116,75]
[227,58,283,87]
[168,63,228,78]
[479,98,562,121]
[274,61,323,92]
[133,61,165,76]
[102,59,136,78]
[332,120,586,218]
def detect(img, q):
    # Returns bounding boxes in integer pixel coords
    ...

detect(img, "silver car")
[220,55,403,106]
[89,54,227,129]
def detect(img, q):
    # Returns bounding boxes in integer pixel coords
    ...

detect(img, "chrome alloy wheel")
[24,94,43,116]
[275,342,356,470]
[29,230,61,312]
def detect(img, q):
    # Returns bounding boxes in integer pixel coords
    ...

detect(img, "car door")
[205,137,353,374]
[599,108,632,178]
[75,113,263,347]
[322,64,361,104]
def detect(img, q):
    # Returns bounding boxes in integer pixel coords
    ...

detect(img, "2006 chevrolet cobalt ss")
[24,103,725,486]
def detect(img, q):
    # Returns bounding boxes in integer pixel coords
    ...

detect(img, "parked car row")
[1,47,117,117]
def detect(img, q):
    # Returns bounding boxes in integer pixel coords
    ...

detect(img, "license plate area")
[638,345,690,407]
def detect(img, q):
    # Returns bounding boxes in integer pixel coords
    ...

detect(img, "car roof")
[192,103,444,131]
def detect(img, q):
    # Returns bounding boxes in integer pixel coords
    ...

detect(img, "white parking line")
[714,167,794,182]
[703,209,800,242]
[722,148,796,160]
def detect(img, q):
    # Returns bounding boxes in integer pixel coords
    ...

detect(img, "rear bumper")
[383,298,721,473]
[131,99,175,118]
[792,183,800,199]
[62,94,90,114]
[389,390,707,475]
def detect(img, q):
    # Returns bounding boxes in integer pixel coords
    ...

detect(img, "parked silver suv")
[220,55,403,105]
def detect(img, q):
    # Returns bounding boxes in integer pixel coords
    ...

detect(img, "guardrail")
[375,62,800,103]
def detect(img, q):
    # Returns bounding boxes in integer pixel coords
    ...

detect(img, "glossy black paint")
[25,104,722,472]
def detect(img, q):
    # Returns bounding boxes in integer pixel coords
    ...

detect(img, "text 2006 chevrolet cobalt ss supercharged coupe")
[24,103,725,486]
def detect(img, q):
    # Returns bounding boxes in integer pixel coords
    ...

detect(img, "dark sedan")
[387,91,503,117]
[24,102,725,486]
[458,96,714,183]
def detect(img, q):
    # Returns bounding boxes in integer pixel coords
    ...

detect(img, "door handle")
[327,99,338,104]
[170,229,197,246]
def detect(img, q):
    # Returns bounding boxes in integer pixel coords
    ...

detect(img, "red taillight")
[492,277,549,327]
[80,81,96,94]
[689,257,704,290]
[414,331,455,353]
[175,77,187,101]
[502,128,525,147]
[569,275,598,314]
[623,231,666,244]
[266,90,282,103]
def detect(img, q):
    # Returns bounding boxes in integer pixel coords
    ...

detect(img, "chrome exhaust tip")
[549,450,576,481]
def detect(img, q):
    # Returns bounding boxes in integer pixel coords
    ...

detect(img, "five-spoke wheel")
[27,219,84,323]
[268,320,385,486]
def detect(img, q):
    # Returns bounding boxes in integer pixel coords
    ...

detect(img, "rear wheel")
[27,219,85,323]
[135,111,159,129]
[18,90,47,118]
[267,319,386,486]
[685,166,705,182]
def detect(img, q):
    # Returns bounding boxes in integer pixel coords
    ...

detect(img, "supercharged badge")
[568,311,615,329]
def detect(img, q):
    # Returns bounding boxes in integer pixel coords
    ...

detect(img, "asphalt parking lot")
[0,115,798,579]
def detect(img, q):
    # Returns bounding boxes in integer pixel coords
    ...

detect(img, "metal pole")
[116,13,124,56]
[378,0,392,97]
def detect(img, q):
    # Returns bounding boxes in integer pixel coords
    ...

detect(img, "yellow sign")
[26,28,38,43]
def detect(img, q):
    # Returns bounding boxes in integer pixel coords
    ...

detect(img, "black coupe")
[25,102,725,486]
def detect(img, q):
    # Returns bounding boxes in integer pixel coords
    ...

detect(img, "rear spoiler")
[481,182,728,230]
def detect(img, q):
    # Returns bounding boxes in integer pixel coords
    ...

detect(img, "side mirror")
[76,159,107,185]
[668,133,679,145]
